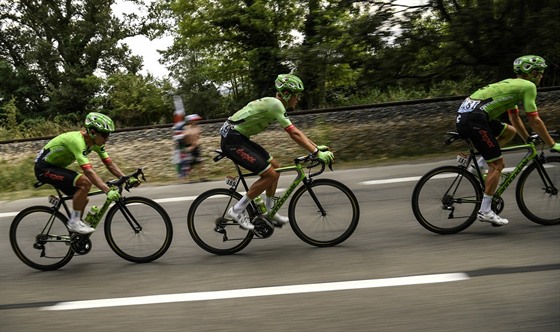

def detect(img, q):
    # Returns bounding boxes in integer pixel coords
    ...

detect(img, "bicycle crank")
[491,196,505,215]
[71,234,93,255]
[252,216,275,239]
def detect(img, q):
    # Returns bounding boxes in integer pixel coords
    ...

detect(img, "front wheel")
[9,206,74,271]
[104,197,173,263]
[187,188,254,255]
[516,156,560,225]
[412,166,482,234]
[289,179,360,247]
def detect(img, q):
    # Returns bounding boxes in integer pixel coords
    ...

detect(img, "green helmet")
[85,112,115,133]
[275,74,304,93]
[513,55,547,75]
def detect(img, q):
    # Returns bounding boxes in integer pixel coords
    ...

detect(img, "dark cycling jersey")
[458,78,538,119]
[35,131,110,169]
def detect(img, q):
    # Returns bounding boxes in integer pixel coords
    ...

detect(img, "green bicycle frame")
[493,142,537,197]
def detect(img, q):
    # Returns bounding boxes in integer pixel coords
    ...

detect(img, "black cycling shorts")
[34,161,80,196]
[456,110,506,162]
[220,129,272,174]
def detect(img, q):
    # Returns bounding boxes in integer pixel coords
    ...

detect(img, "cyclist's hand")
[106,188,120,202]
[317,150,334,164]
[127,177,140,188]
[551,142,560,153]
[316,145,330,152]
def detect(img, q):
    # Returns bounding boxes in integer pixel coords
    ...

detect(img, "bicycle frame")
[464,141,539,196]
[226,158,322,220]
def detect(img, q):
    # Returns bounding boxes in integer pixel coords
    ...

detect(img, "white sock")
[233,195,250,212]
[480,194,493,213]
[265,196,274,210]
[477,157,488,169]
[70,210,81,222]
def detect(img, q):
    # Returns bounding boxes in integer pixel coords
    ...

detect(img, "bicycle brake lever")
[328,162,333,171]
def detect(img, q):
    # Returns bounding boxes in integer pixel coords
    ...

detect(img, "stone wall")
[1,90,558,182]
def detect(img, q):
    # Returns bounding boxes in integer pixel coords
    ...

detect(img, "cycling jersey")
[458,78,538,119]
[36,131,110,169]
[228,97,293,137]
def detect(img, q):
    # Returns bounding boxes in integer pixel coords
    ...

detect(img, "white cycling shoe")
[268,212,289,225]
[227,207,254,230]
[67,219,95,234]
[477,211,508,226]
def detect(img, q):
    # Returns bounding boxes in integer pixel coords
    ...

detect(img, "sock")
[265,196,274,211]
[477,157,488,169]
[479,194,493,213]
[233,195,250,212]
[70,210,81,222]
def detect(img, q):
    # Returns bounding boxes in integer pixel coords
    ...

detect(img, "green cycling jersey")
[468,78,538,120]
[228,97,293,137]
[37,131,109,168]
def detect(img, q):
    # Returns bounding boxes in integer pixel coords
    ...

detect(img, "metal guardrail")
[2,86,559,144]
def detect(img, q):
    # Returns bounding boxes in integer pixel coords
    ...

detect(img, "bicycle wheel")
[412,166,482,234]
[187,188,254,255]
[289,179,359,247]
[104,196,173,263]
[9,206,74,271]
[516,156,560,225]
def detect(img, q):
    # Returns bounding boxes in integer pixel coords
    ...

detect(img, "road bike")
[411,131,559,234]
[10,169,173,271]
[187,151,360,255]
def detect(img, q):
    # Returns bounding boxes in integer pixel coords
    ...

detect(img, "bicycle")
[187,151,360,255]
[10,169,173,271]
[411,131,559,234]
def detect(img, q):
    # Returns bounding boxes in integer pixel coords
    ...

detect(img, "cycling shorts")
[455,110,507,162]
[220,127,272,174]
[34,160,80,196]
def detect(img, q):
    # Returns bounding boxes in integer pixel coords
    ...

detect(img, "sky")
[112,1,173,78]
[113,0,426,79]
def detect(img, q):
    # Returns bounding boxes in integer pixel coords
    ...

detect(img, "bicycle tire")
[9,206,74,271]
[516,155,560,225]
[187,188,254,255]
[289,179,359,247]
[411,166,482,234]
[104,196,173,263]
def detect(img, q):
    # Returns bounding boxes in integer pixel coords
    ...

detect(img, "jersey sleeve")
[93,145,111,163]
[522,82,538,114]
[270,99,292,128]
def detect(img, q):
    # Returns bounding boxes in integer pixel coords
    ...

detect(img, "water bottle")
[254,196,267,214]
[84,206,99,224]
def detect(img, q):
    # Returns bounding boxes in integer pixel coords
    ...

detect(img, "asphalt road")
[1,155,559,332]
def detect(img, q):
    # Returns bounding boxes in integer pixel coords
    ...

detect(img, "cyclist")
[455,55,560,226]
[34,112,137,234]
[220,74,334,230]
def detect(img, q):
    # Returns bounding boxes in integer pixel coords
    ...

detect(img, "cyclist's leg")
[458,112,508,225]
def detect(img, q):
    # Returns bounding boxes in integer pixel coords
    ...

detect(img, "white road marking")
[41,272,469,311]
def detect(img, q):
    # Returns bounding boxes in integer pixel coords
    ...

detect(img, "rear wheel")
[412,166,482,234]
[9,206,74,271]
[187,188,254,255]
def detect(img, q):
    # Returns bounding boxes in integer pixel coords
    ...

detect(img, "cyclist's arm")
[507,108,530,141]
[526,112,556,147]
[82,166,111,193]
[103,157,125,179]
[285,125,317,153]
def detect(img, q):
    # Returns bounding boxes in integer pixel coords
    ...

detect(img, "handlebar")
[106,168,146,192]
[294,154,332,177]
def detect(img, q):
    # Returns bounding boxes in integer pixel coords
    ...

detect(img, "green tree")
[0,0,147,120]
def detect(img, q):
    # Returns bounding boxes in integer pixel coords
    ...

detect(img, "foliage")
[0,0,148,119]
